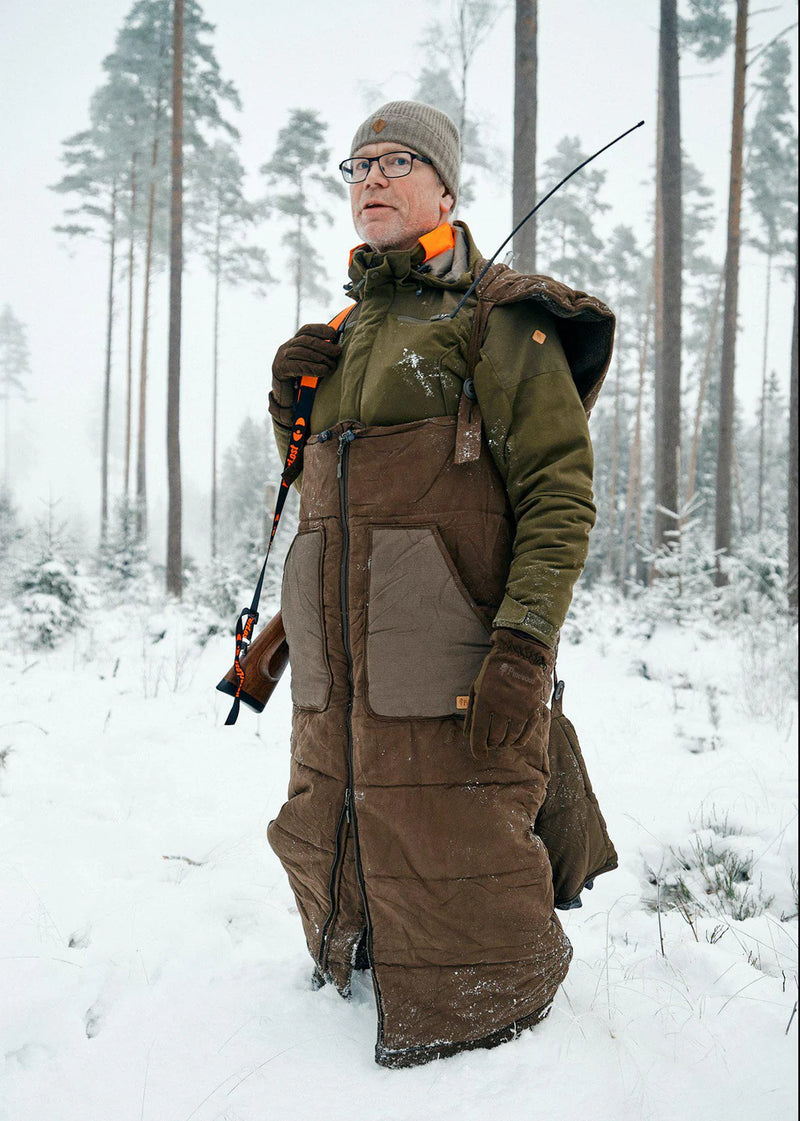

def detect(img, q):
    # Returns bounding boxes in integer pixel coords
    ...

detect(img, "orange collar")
[348,222,456,267]
[418,222,456,261]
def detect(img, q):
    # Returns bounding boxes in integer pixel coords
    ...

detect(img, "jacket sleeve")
[472,302,596,648]
[270,413,291,463]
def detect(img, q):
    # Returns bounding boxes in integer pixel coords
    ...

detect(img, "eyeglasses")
[338,150,433,184]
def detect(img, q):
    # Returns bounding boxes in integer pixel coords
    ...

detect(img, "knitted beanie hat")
[350,100,461,203]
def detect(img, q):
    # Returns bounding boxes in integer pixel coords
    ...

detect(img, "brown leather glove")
[268,323,342,427]
[464,628,554,755]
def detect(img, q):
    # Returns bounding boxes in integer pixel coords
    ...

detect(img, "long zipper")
[316,788,351,973]
[336,426,386,1039]
[312,425,347,975]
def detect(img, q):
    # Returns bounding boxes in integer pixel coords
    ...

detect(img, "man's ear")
[439,190,455,218]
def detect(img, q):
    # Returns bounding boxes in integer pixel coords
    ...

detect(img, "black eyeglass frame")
[338,150,434,184]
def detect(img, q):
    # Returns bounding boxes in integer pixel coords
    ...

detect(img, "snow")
[0,593,797,1121]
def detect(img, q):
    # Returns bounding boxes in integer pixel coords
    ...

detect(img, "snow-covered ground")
[1,590,797,1121]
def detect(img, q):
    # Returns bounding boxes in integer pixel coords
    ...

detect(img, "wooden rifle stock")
[216,611,289,714]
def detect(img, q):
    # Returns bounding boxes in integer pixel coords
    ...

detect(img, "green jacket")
[272,221,601,648]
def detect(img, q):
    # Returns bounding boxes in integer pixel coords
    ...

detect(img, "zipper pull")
[344,788,352,823]
[336,428,357,477]
[318,429,332,443]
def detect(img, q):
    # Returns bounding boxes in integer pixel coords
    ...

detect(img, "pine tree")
[682,156,723,518]
[51,78,139,543]
[97,497,152,594]
[55,0,241,543]
[217,415,296,602]
[261,109,343,330]
[15,504,88,649]
[679,0,732,58]
[191,140,271,558]
[0,305,31,488]
[789,229,798,618]
[110,0,240,539]
[409,65,493,204]
[416,0,503,206]
[0,485,23,577]
[714,0,748,585]
[591,224,650,586]
[166,0,184,598]
[745,39,798,532]
[536,136,609,289]
[218,416,284,551]
[653,0,683,561]
[680,0,736,584]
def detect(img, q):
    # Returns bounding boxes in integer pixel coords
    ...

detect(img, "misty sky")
[1,0,797,562]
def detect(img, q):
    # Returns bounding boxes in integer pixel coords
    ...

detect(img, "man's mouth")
[363,202,391,212]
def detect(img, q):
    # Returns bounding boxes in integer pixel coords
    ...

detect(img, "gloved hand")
[268,323,342,427]
[464,628,554,755]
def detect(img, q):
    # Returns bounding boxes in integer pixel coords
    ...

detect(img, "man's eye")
[354,160,370,174]
[392,155,410,167]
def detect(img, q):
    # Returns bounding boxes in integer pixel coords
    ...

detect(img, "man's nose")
[363,159,389,185]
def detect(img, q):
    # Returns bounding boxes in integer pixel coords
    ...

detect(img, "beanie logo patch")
[372,118,387,133]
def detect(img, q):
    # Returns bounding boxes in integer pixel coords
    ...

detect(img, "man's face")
[349,141,454,253]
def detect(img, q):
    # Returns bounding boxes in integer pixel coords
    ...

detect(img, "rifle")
[216,610,289,714]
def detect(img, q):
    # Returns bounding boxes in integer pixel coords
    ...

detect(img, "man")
[266,101,614,1068]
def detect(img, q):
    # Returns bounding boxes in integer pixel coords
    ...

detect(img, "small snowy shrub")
[96,498,153,598]
[716,529,788,621]
[185,556,249,646]
[0,486,25,604]
[15,550,88,648]
[635,504,723,628]
[192,557,244,620]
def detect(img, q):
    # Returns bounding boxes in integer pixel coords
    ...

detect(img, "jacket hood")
[472,261,616,414]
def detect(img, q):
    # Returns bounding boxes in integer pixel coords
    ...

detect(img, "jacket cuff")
[492,594,559,649]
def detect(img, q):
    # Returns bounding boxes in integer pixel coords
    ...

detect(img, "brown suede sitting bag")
[535,672,618,909]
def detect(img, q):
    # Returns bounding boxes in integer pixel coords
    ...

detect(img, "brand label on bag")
[455,695,470,710]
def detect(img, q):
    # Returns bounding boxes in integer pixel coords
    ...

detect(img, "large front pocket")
[281,528,332,711]
[365,525,492,718]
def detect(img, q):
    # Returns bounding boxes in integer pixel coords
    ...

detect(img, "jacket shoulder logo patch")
[532,330,547,344]
[372,118,387,133]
